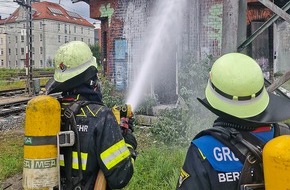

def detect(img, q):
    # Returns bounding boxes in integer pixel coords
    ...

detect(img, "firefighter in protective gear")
[176,53,290,190]
[45,41,137,190]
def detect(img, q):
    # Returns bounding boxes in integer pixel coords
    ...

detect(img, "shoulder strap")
[62,101,88,190]
[274,123,290,136]
[195,126,265,188]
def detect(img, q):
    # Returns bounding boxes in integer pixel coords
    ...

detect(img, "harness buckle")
[58,131,75,147]
[64,108,74,119]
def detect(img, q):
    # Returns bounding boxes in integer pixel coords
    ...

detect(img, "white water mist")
[126,0,187,111]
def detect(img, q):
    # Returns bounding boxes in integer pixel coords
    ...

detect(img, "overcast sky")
[0,0,97,23]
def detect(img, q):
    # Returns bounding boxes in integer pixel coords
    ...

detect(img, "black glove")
[122,130,138,159]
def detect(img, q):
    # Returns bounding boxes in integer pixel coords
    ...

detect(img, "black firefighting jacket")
[176,126,275,190]
[59,94,134,190]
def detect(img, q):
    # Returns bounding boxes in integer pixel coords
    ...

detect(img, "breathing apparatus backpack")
[194,122,290,190]
[57,101,135,190]
[57,100,104,190]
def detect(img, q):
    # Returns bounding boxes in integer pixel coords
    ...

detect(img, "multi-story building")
[0,1,95,69]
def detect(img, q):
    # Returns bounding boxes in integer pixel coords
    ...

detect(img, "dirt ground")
[1,173,23,190]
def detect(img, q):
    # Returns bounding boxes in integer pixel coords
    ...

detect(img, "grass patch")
[0,131,23,182]
[0,78,49,91]
[124,127,187,190]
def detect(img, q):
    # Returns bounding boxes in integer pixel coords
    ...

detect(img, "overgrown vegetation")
[89,44,102,67]
[149,55,215,146]
[135,94,159,115]
[124,127,186,190]
[100,74,125,107]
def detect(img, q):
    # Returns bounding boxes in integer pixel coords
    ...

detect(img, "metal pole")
[26,0,33,96]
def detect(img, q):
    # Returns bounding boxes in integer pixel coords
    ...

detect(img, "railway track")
[0,87,61,125]
[0,88,27,97]
[0,99,30,118]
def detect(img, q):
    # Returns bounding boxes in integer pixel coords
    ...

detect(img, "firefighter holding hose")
[45,41,137,190]
[177,53,290,190]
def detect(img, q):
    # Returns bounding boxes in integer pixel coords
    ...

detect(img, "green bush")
[135,94,158,115]
[100,75,125,107]
[150,108,191,146]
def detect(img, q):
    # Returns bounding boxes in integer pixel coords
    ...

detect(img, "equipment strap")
[61,100,104,190]
[62,101,85,190]
[195,126,265,189]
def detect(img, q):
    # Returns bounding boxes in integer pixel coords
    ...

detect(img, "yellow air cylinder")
[23,95,61,190]
[263,135,290,190]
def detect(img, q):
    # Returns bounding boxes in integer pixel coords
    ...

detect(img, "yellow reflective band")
[72,151,88,170]
[101,139,130,170]
[59,152,88,170]
[59,154,64,166]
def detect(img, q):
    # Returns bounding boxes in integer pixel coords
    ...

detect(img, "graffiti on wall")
[100,3,114,27]
[114,39,128,90]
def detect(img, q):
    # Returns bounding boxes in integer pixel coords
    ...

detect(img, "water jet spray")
[125,0,187,112]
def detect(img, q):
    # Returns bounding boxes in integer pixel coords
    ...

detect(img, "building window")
[81,27,83,34]
[40,33,43,41]
[8,48,11,55]
[65,24,67,34]
[40,47,43,54]
[58,35,61,43]
[15,48,17,55]
[74,37,76,41]
[0,38,3,44]
[21,48,24,55]
[15,36,18,43]
[81,38,83,42]
[40,21,43,29]
[65,36,67,43]
[21,35,24,42]
[74,26,76,33]
[58,23,61,32]
[0,48,3,55]
[15,60,18,67]
[1,60,3,66]
[40,60,43,67]
[8,37,11,43]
